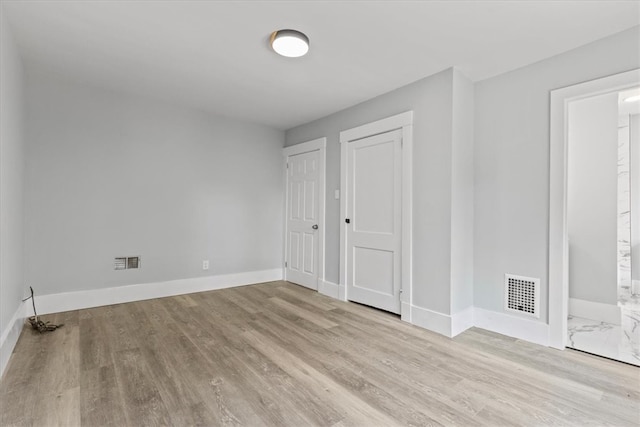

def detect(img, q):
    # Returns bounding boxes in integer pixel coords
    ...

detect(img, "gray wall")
[24,65,285,296]
[450,69,475,313]
[568,93,619,305]
[286,67,474,315]
[474,26,640,321]
[0,12,25,338]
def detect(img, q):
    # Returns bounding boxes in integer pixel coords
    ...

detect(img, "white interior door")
[286,150,320,289]
[346,129,402,313]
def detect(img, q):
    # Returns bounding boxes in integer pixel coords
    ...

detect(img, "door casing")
[339,111,414,321]
[548,69,640,349]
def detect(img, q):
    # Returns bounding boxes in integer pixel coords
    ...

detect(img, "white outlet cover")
[334,189,340,199]
[202,260,210,270]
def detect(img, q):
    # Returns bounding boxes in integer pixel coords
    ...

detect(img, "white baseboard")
[401,302,411,322]
[408,304,544,344]
[410,305,453,337]
[318,287,466,339]
[0,303,25,379]
[569,298,621,325]
[318,279,339,299]
[34,269,283,315]
[451,306,474,337]
[338,283,346,301]
[408,304,474,338]
[474,307,549,347]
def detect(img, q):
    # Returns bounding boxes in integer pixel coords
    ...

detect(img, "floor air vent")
[504,274,540,318]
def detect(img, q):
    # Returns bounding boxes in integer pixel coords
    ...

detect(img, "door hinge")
[286,163,289,169]
[285,261,288,267]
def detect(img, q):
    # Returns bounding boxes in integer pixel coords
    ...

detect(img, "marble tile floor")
[568,313,640,366]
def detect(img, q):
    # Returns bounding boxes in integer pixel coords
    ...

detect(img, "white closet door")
[346,129,402,313]
[286,150,320,289]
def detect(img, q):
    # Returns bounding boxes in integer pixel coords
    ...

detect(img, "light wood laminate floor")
[1,281,638,426]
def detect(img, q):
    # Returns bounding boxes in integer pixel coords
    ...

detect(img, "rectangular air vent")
[504,274,540,318]
[114,257,127,270]
[127,256,140,269]
[114,256,140,270]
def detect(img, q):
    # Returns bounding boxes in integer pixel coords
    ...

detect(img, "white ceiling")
[3,1,639,130]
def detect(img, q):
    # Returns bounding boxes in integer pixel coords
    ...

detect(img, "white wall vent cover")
[504,274,540,318]
[115,256,140,270]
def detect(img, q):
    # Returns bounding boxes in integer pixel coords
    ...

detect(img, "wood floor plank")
[249,306,483,425]
[275,285,337,311]
[240,328,403,426]
[247,304,484,426]
[219,287,265,315]
[37,312,80,394]
[1,281,639,426]
[151,296,276,426]
[267,296,339,329]
[80,364,129,427]
[31,385,80,427]
[314,304,627,424]
[456,328,639,395]
[112,347,173,426]
[79,313,114,372]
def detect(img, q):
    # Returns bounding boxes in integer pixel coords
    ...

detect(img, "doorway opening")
[549,69,639,366]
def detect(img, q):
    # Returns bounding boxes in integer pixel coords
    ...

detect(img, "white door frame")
[339,111,413,321]
[548,69,639,349]
[283,137,327,289]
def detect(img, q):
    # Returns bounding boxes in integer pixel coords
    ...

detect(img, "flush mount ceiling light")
[270,29,309,58]
[624,95,640,103]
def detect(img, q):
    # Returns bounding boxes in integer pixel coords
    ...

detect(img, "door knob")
[312,224,318,230]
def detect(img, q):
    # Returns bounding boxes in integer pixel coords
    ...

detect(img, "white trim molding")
[318,279,340,299]
[0,302,26,379]
[32,269,282,316]
[339,111,414,144]
[569,298,622,325]
[410,304,474,338]
[282,277,556,347]
[339,111,414,322]
[549,69,640,349]
[451,306,475,337]
[410,305,452,337]
[283,137,327,290]
[474,307,550,347]
[283,137,327,157]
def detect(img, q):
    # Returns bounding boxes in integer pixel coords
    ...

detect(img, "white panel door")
[286,150,320,289]
[346,129,402,313]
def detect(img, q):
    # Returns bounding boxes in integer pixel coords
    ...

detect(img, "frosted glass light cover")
[271,30,309,58]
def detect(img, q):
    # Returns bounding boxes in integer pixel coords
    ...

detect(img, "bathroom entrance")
[548,69,639,365]
[565,86,639,365]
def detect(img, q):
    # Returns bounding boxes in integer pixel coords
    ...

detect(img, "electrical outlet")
[202,260,210,270]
